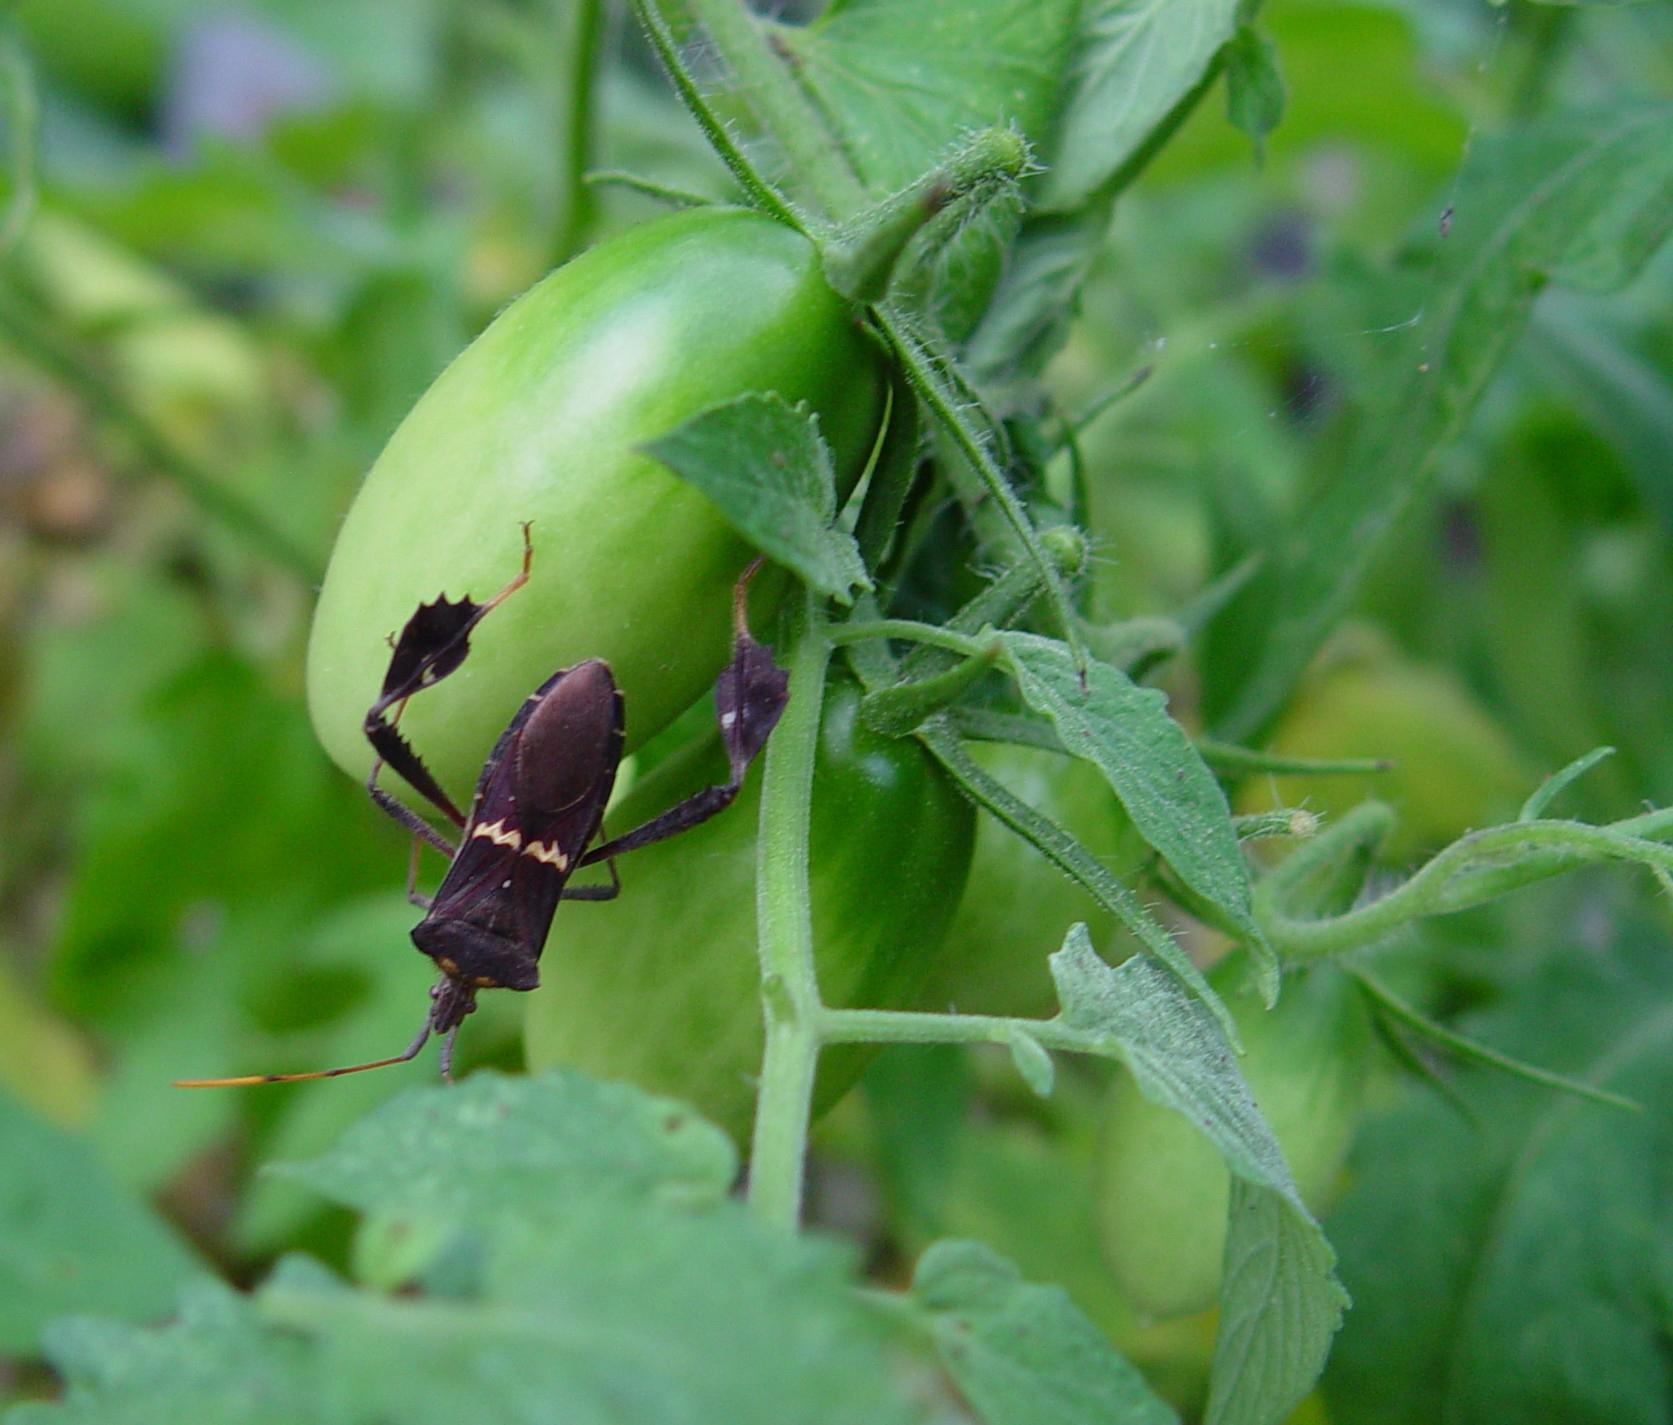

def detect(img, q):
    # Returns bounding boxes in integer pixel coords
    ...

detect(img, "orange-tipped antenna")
[174,1019,434,1088]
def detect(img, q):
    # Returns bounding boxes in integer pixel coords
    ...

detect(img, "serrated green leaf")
[1000,633,1275,996]
[644,392,871,603]
[272,1069,738,1225]
[912,1240,1178,1425]
[1224,24,1285,162]
[1005,1026,1056,1097]
[1206,1178,1348,1425]
[0,1091,202,1354]
[1212,104,1673,742]
[1324,928,1673,1425]
[1040,0,1242,210]
[1048,928,1297,1205]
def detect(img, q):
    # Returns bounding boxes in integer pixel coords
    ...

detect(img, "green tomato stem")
[679,0,864,221]
[821,128,1029,303]
[876,304,1091,680]
[746,591,831,1231]
[1266,810,1673,961]
[828,619,991,659]
[818,1005,1084,1055]
[629,0,801,228]
[551,0,604,266]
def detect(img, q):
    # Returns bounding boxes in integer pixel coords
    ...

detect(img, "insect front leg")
[582,559,789,867]
[404,837,434,910]
[361,523,536,827]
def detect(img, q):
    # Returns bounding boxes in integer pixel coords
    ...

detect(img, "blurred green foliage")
[1,0,1671,1421]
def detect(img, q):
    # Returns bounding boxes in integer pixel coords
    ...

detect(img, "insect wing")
[427,662,623,962]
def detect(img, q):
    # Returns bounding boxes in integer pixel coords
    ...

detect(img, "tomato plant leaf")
[1210,103,1673,741]
[1000,633,1276,997]
[14,1074,925,1425]
[254,1205,919,1425]
[1048,929,1294,1203]
[911,1240,1179,1425]
[1206,1177,1348,1425]
[1040,0,1243,211]
[770,0,1079,196]
[271,1069,738,1227]
[644,392,872,604]
[1046,930,1345,1415]
[1323,926,1673,1425]
[0,1090,201,1355]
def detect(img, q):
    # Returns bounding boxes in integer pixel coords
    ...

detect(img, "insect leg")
[404,836,435,910]
[366,747,458,856]
[580,562,789,867]
[561,855,621,901]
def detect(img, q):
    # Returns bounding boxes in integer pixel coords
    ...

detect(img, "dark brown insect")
[178,528,787,1086]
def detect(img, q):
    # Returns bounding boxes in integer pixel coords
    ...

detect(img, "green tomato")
[1095,952,1373,1319]
[925,741,1146,1018]
[307,208,887,795]
[524,674,977,1144]
[1237,632,1532,861]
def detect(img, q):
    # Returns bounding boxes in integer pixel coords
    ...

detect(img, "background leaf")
[0,1090,201,1354]
[1322,920,1673,1425]
[1208,103,1673,740]
[1040,0,1242,210]
[912,1240,1178,1425]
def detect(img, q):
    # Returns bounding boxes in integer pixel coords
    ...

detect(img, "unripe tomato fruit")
[1095,952,1373,1319]
[925,741,1146,1018]
[525,675,977,1143]
[307,208,887,796]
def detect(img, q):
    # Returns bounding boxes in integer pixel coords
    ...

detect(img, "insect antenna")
[173,1016,434,1088]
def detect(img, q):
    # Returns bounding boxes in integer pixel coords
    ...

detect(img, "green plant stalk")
[878,303,1088,672]
[551,0,603,266]
[1350,968,1639,1112]
[912,718,1234,1042]
[0,283,320,582]
[819,1004,1088,1053]
[680,0,864,220]
[629,0,800,227]
[860,641,1000,737]
[828,618,991,660]
[1266,811,1673,961]
[746,591,831,1231]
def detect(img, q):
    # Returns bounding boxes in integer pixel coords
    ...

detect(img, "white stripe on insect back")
[470,819,522,849]
[522,840,569,869]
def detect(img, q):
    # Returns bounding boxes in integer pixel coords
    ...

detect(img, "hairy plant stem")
[629,0,799,226]
[1266,808,1673,961]
[828,618,990,659]
[746,592,830,1231]
[681,0,863,220]
[875,304,1089,679]
[819,1006,1082,1053]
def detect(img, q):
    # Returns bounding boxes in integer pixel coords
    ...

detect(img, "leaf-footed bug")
[177,526,788,1086]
